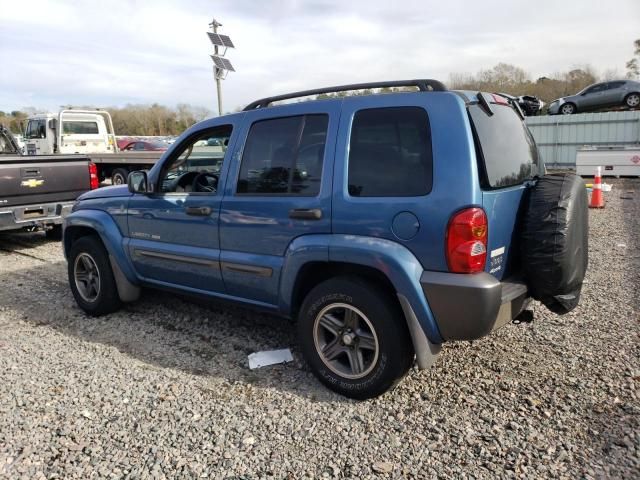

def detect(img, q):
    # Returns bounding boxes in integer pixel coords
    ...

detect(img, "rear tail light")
[88,162,99,190]
[446,207,488,273]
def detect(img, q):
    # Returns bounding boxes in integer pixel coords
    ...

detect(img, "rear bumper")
[0,201,75,232]
[421,271,528,341]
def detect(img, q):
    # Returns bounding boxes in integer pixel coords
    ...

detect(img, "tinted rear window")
[63,121,99,134]
[348,107,432,197]
[469,104,539,188]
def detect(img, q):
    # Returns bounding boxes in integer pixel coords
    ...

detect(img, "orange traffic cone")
[589,166,605,208]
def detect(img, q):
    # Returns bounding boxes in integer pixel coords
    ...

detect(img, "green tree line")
[0,103,211,136]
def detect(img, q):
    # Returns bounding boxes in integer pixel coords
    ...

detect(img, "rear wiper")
[476,92,494,116]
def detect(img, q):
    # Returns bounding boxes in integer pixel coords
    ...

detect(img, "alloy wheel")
[561,104,575,114]
[74,253,101,302]
[313,303,379,379]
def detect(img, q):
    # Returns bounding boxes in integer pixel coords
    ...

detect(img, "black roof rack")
[243,79,447,111]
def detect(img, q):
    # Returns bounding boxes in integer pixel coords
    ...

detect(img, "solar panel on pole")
[207,32,235,49]
[207,32,223,47]
[211,55,235,72]
[218,34,235,48]
[207,17,234,116]
[210,55,225,69]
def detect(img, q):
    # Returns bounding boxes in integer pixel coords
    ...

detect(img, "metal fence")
[525,111,640,168]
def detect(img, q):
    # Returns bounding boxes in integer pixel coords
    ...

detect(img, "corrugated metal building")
[525,111,640,168]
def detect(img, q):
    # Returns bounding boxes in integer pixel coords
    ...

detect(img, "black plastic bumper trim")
[421,271,528,341]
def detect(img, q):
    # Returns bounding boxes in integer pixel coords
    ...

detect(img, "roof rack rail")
[243,79,447,111]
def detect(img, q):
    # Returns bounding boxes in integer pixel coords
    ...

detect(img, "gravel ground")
[0,179,639,479]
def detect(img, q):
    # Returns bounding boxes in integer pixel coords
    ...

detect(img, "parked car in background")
[116,137,134,150]
[1,124,98,237]
[548,80,640,115]
[121,140,168,152]
[63,79,588,399]
[496,93,544,116]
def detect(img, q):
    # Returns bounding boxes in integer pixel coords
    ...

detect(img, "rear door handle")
[185,206,212,216]
[288,208,322,220]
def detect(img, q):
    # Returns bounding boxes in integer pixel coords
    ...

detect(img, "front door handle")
[289,208,322,220]
[185,206,212,216]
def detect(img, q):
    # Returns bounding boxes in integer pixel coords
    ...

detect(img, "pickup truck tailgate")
[0,155,91,207]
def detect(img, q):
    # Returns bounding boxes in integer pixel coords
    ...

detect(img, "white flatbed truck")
[23,109,164,184]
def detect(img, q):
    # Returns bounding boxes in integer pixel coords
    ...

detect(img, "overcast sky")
[1,0,639,114]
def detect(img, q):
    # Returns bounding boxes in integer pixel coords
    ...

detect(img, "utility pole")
[211,19,223,116]
[207,18,235,117]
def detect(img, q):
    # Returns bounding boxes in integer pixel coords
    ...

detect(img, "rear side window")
[348,107,432,197]
[469,104,539,188]
[237,114,328,195]
[63,121,99,134]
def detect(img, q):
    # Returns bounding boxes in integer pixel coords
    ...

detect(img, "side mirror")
[127,170,148,194]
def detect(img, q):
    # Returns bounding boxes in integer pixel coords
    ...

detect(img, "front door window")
[159,126,232,195]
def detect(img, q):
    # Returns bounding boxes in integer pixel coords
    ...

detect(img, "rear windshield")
[468,104,539,188]
[63,121,100,135]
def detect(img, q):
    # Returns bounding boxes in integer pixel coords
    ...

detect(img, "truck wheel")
[68,236,122,316]
[297,276,414,399]
[112,168,129,185]
[45,225,63,241]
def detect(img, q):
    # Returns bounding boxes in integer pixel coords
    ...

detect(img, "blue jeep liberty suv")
[63,80,581,399]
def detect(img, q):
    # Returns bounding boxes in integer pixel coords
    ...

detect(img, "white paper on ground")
[248,348,293,369]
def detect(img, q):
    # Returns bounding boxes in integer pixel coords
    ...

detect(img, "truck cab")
[24,109,117,155]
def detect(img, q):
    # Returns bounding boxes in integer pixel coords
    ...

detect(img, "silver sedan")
[547,80,640,115]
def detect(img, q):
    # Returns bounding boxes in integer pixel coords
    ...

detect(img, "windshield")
[25,119,46,139]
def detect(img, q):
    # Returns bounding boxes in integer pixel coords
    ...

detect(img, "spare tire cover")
[520,174,588,314]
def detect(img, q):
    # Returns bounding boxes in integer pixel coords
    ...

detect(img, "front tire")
[560,103,576,115]
[297,276,414,399]
[625,93,640,109]
[68,236,122,316]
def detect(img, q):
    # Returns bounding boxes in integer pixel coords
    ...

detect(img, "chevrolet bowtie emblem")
[21,179,45,188]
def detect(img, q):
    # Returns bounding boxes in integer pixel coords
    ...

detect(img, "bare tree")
[626,39,640,79]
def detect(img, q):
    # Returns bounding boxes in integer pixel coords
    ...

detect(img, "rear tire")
[68,236,122,316]
[560,103,576,115]
[297,276,414,399]
[625,93,640,109]
[112,168,129,186]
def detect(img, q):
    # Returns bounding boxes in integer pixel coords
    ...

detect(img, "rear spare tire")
[520,174,588,314]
